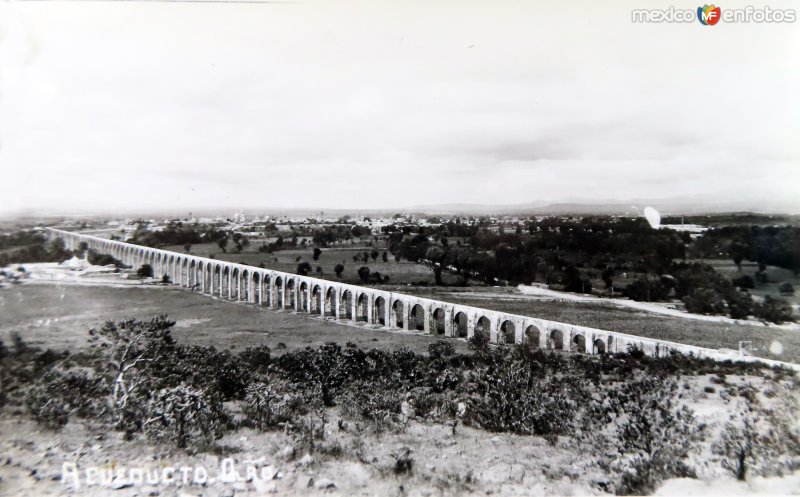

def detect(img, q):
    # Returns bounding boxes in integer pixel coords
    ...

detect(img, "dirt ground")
[1,277,800,496]
[0,408,611,497]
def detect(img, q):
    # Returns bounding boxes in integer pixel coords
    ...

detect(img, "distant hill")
[407,196,800,216]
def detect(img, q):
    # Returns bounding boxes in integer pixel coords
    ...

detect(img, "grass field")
[0,283,467,355]
[696,258,800,305]
[162,242,464,286]
[402,287,800,363]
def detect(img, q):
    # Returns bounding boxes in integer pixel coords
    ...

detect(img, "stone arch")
[181,258,190,286]
[593,338,607,354]
[409,304,425,331]
[196,261,205,291]
[239,268,249,301]
[189,260,197,289]
[454,312,468,338]
[311,285,323,313]
[607,335,615,353]
[171,256,180,284]
[324,287,336,317]
[261,273,272,306]
[475,316,492,338]
[500,320,516,344]
[356,293,369,322]
[205,263,214,294]
[524,325,541,350]
[286,278,296,309]
[275,276,284,308]
[431,307,446,335]
[571,333,586,353]
[168,254,176,280]
[232,267,241,300]
[392,300,404,328]
[222,266,232,298]
[340,290,354,320]
[548,329,564,350]
[299,281,309,312]
[373,296,387,325]
[250,271,260,303]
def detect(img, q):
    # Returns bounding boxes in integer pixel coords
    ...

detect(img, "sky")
[1,0,798,215]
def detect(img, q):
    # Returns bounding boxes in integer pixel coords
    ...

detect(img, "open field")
[399,286,800,363]
[162,243,464,286]
[696,258,800,306]
[0,283,466,355]
[3,261,798,364]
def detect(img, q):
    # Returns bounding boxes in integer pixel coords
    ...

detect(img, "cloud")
[1,0,798,215]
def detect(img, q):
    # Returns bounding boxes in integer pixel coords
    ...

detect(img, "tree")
[313,248,322,261]
[732,275,755,289]
[683,288,726,315]
[183,243,192,253]
[370,249,379,261]
[753,295,795,324]
[334,264,344,278]
[88,316,176,426]
[217,237,229,253]
[729,241,748,270]
[726,289,753,320]
[297,262,311,276]
[382,251,388,263]
[426,246,446,285]
[137,264,154,278]
[601,267,615,290]
[316,266,323,275]
[357,266,371,283]
[778,282,795,296]
[624,278,670,302]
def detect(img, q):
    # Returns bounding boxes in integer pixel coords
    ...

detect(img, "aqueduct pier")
[45,228,798,370]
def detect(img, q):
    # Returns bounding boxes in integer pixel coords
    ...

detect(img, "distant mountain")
[407,196,800,216]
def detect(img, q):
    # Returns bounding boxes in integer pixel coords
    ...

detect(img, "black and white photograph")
[1,0,799,495]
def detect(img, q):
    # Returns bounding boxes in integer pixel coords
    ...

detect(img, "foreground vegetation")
[2,316,799,495]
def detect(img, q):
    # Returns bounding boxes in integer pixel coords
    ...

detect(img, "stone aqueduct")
[46,228,797,368]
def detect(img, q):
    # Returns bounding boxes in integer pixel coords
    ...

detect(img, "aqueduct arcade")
[44,228,797,368]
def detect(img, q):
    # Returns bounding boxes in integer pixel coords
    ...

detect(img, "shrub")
[150,345,252,401]
[340,380,405,433]
[623,279,670,302]
[464,360,575,437]
[86,250,127,269]
[467,329,490,354]
[25,384,69,430]
[241,380,309,431]
[428,340,455,360]
[137,264,154,278]
[88,315,176,426]
[143,385,229,450]
[726,289,753,320]
[714,396,800,480]
[239,346,272,372]
[732,275,756,289]
[754,296,795,324]
[683,288,726,315]
[392,447,414,475]
[611,377,701,495]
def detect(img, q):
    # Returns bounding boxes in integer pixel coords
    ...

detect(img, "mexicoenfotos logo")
[631,5,797,24]
[697,4,721,25]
